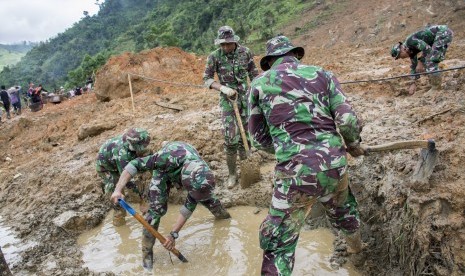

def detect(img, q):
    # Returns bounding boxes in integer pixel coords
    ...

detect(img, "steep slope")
[0,0,464,275]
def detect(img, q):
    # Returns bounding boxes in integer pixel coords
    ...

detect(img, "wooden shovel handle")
[133,213,188,262]
[231,99,250,153]
[361,140,435,153]
[118,199,188,263]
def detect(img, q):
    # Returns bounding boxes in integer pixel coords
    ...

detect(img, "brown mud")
[1,0,465,275]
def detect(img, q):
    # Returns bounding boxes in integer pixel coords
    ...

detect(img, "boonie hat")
[391,42,402,60]
[214,26,240,45]
[260,35,305,71]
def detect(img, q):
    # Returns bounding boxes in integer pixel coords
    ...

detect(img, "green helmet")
[391,42,402,59]
[122,128,150,152]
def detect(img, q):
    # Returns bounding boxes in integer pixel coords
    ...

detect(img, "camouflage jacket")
[203,44,259,94]
[124,141,204,185]
[96,135,137,174]
[247,56,361,176]
[404,25,449,74]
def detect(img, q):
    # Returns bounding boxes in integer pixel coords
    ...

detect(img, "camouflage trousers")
[260,167,360,276]
[425,28,454,73]
[220,93,248,155]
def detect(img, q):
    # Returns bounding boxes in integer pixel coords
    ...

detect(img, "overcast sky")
[0,0,100,44]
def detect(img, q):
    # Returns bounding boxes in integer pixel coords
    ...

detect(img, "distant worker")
[391,25,453,95]
[248,36,365,275]
[110,141,231,269]
[96,128,151,226]
[8,86,22,115]
[203,26,259,188]
[0,85,11,120]
[85,76,94,92]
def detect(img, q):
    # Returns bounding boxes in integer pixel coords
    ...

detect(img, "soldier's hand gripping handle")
[220,85,236,97]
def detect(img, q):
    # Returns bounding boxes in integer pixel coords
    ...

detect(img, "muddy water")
[0,215,34,267]
[78,206,360,275]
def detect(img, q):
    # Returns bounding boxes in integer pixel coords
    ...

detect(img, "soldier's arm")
[203,54,218,89]
[247,83,275,154]
[327,72,361,144]
[247,51,259,80]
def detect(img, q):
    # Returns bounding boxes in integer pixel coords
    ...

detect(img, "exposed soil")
[1,0,465,275]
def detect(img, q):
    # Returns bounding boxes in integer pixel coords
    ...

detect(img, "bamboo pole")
[128,74,136,113]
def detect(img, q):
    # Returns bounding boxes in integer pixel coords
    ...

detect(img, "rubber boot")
[210,205,231,219]
[426,74,442,95]
[344,230,364,254]
[238,146,247,161]
[142,227,156,269]
[226,153,237,189]
[112,205,126,227]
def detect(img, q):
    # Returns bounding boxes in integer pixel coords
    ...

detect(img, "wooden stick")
[128,74,136,113]
[231,99,250,152]
[118,199,188,263]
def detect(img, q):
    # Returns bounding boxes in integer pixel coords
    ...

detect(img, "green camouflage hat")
[260,35,305,71]
[391,42,402,59]
[123,128,150,152]
[214,26,240,45]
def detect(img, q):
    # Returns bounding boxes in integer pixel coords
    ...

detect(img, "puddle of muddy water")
[0,215,37,268]
[78,205,360,276]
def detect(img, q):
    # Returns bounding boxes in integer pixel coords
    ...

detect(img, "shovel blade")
[239,159,260,188]
[412,148,439,183]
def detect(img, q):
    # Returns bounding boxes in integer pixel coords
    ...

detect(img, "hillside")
[0,0,465,275]
[0,43,35,70]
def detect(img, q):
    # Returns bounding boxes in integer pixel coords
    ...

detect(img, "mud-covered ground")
[1,1,465,275]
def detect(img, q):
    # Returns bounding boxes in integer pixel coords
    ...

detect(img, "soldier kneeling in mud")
[96,128,151,226]
[110,141,231,269]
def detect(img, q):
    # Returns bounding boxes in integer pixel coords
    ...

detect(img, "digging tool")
[229,97,260,188]
[361,139,438,183]
[118,199,188,263]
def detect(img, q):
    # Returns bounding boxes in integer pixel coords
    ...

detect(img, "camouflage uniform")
[96,128,150,225]
[248,36,362,275]
[203,26,259,167]
[123,141,229,268]
[392,25,453,75]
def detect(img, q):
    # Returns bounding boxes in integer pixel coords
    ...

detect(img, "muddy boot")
[345,230,364,254]
[226,153,237,189]
[142,229,156,269]
[112,205,126,227]
[210,205,231,219]
[426,74,442,95]
[238,146,247,161]
[345,230,367,267]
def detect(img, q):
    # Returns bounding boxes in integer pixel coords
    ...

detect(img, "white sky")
[0,0,100,44]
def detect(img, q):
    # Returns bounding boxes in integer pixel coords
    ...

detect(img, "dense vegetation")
[0,0,318,91]
[0,43,36,71]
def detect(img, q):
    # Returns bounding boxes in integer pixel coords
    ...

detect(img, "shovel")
[230,97,261,188]
[361,139,438,183]
[118,199,188,263]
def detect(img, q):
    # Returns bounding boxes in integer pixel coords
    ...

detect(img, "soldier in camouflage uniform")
[247,36,366,275]
[110,141,231,269]
[203,26,259,189]
[96,128,151,226]
[391,25,453,95]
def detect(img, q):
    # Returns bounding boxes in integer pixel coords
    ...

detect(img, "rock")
[77,122,116,140]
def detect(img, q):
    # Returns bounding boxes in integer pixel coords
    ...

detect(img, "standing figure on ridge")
[203,26,259,189]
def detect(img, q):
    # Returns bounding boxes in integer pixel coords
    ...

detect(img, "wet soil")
[1,0,465,275]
